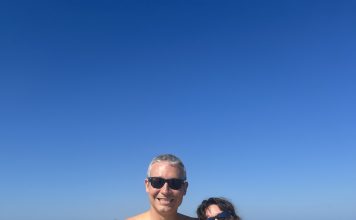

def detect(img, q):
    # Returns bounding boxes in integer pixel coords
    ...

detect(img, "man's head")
[145,154,188,216]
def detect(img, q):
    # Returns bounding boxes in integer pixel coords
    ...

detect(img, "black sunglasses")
[207,211,232,220]
[147,177,186,190]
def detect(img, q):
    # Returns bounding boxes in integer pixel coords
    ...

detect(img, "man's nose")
[160,182,170,193]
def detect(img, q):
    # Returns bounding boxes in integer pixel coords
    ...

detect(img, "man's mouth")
[157,198,174,204]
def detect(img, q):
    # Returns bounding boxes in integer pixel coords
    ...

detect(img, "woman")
[196,197,241,220]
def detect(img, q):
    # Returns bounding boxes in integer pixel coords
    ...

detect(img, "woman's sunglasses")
[207,211,233,220]
[147,177,185,190]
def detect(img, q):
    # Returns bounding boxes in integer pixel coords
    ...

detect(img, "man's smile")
[157,198,174,204]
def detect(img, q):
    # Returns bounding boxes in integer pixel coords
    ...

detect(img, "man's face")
[145,161,188,216]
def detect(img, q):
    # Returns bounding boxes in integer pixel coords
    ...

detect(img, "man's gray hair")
[147,154,187,180]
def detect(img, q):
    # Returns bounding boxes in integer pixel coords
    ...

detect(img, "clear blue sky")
[1,1,355,220]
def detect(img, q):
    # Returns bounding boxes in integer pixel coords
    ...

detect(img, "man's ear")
[145,178,149,192]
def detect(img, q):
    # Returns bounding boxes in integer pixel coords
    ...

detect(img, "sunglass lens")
[150,177,164,189]
[207,211,231,220]
[168,179,184,190]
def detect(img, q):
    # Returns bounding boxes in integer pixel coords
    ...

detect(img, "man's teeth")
[158,198,172,201]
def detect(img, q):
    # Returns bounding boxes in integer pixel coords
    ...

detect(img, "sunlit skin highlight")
[205,204,223,218]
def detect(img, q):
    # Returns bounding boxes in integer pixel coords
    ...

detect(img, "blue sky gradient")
[1,1,355,220]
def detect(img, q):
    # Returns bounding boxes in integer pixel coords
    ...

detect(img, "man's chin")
[155,203,177,214]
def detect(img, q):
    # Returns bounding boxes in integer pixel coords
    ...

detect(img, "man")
[127,154,195,220]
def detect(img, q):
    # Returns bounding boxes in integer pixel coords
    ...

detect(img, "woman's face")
[205,204,223,218]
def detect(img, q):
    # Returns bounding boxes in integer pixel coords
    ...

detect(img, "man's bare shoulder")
[126,212,148,220]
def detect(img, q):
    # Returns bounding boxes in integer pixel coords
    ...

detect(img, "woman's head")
[196,197,241,220]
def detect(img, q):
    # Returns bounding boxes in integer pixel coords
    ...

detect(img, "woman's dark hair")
[196,197,241,220]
